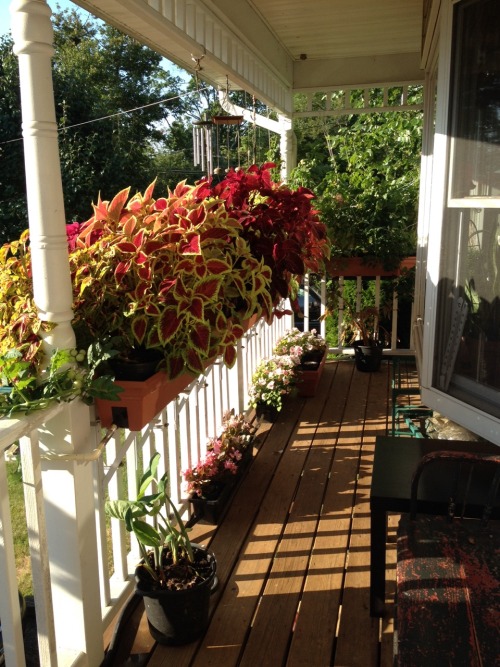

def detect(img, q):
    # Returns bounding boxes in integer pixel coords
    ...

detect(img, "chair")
[395,450,500,666]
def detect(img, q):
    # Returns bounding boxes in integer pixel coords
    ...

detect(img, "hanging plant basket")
[211,115,244,125]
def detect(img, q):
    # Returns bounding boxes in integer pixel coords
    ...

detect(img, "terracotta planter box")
[95,370,196,430]
[297,350,327,397]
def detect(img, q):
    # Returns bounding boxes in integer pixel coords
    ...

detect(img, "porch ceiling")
[70,0,423,114]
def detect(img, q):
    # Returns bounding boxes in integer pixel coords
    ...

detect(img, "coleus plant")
[196,164,331,308]
[70,180,274,378]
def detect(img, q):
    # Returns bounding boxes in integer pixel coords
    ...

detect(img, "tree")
[0,10,187,242]
[291,89,423,269]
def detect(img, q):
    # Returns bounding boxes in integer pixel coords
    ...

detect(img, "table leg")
[370,506,387,617]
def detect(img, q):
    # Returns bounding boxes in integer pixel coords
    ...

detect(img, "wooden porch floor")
[105,356,419,667]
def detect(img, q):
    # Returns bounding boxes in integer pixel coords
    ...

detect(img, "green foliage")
[105,452,194,583]
[291,106,422,269]
[0,343,121,418]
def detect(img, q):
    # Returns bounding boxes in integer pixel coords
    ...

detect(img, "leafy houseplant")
[105,453,217,645]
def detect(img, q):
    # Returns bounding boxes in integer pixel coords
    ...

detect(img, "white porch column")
[11,3,104,666]
[11,0,75,358]
[279,115,297,181]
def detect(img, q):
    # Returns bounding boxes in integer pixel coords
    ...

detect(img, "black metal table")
[369,435,500,616]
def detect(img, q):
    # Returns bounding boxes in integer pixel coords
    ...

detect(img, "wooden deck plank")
[334,363,391,667]
[286,361,361,667]
[238,365,340,666]
[107,357,406,667]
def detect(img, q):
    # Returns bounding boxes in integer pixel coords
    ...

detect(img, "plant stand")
[297,350,327,397]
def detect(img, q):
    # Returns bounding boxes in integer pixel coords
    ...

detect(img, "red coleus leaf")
[114,260,130,283]
[186,347,205,375]
[155,198,168,211]
[167,354,185,380]
[115,241,137,254]
[206,259,231,275]
[136,251,148,265]
[158,308,182,344]
[144,240,167,254]
[133,229,146,249]
[187,205,206,226]
[138,264,151,280]
[159,278,177,295]
[145,302,161,316]
[175,257,200,275]
[108,187,130,222]
[131,316,148,345]
[197,276,221,299]
[200,226,232,242]
[179,234,201,255]
[223,344,237,368]
[231,323,245,339]
[185,296,204,321]
[190,322,210,355]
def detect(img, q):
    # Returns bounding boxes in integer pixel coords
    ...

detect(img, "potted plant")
[183,410,255,523]
[196,164,331,312]
[341,302,388,372]
[273,328,328,396]
[105,452,217,645]
[70,180,274,379]
[248,354,298,421]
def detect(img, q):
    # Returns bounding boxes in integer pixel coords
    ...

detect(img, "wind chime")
[192,117,214,176]
[192,71,244,177]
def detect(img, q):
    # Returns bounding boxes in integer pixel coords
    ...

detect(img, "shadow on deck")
[103,356,418,667]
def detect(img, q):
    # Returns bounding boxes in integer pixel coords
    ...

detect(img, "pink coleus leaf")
[108,187,130,222]
[179,234,201,255]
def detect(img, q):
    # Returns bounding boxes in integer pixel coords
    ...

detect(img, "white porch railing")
[0,314,291,667]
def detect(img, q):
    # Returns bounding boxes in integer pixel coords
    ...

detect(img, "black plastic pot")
[109,349,163,381]
[135,545,217,645]
[353,340,384,372]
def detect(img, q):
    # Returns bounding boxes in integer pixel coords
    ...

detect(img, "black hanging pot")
[135,544,217,645]
[353,340,384,372]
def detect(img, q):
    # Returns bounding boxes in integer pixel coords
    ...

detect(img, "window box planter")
[95,370,195,430]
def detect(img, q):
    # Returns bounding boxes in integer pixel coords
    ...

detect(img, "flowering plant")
[273,328,327,364]
[248,354,298,412]
[183,410,255,497]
